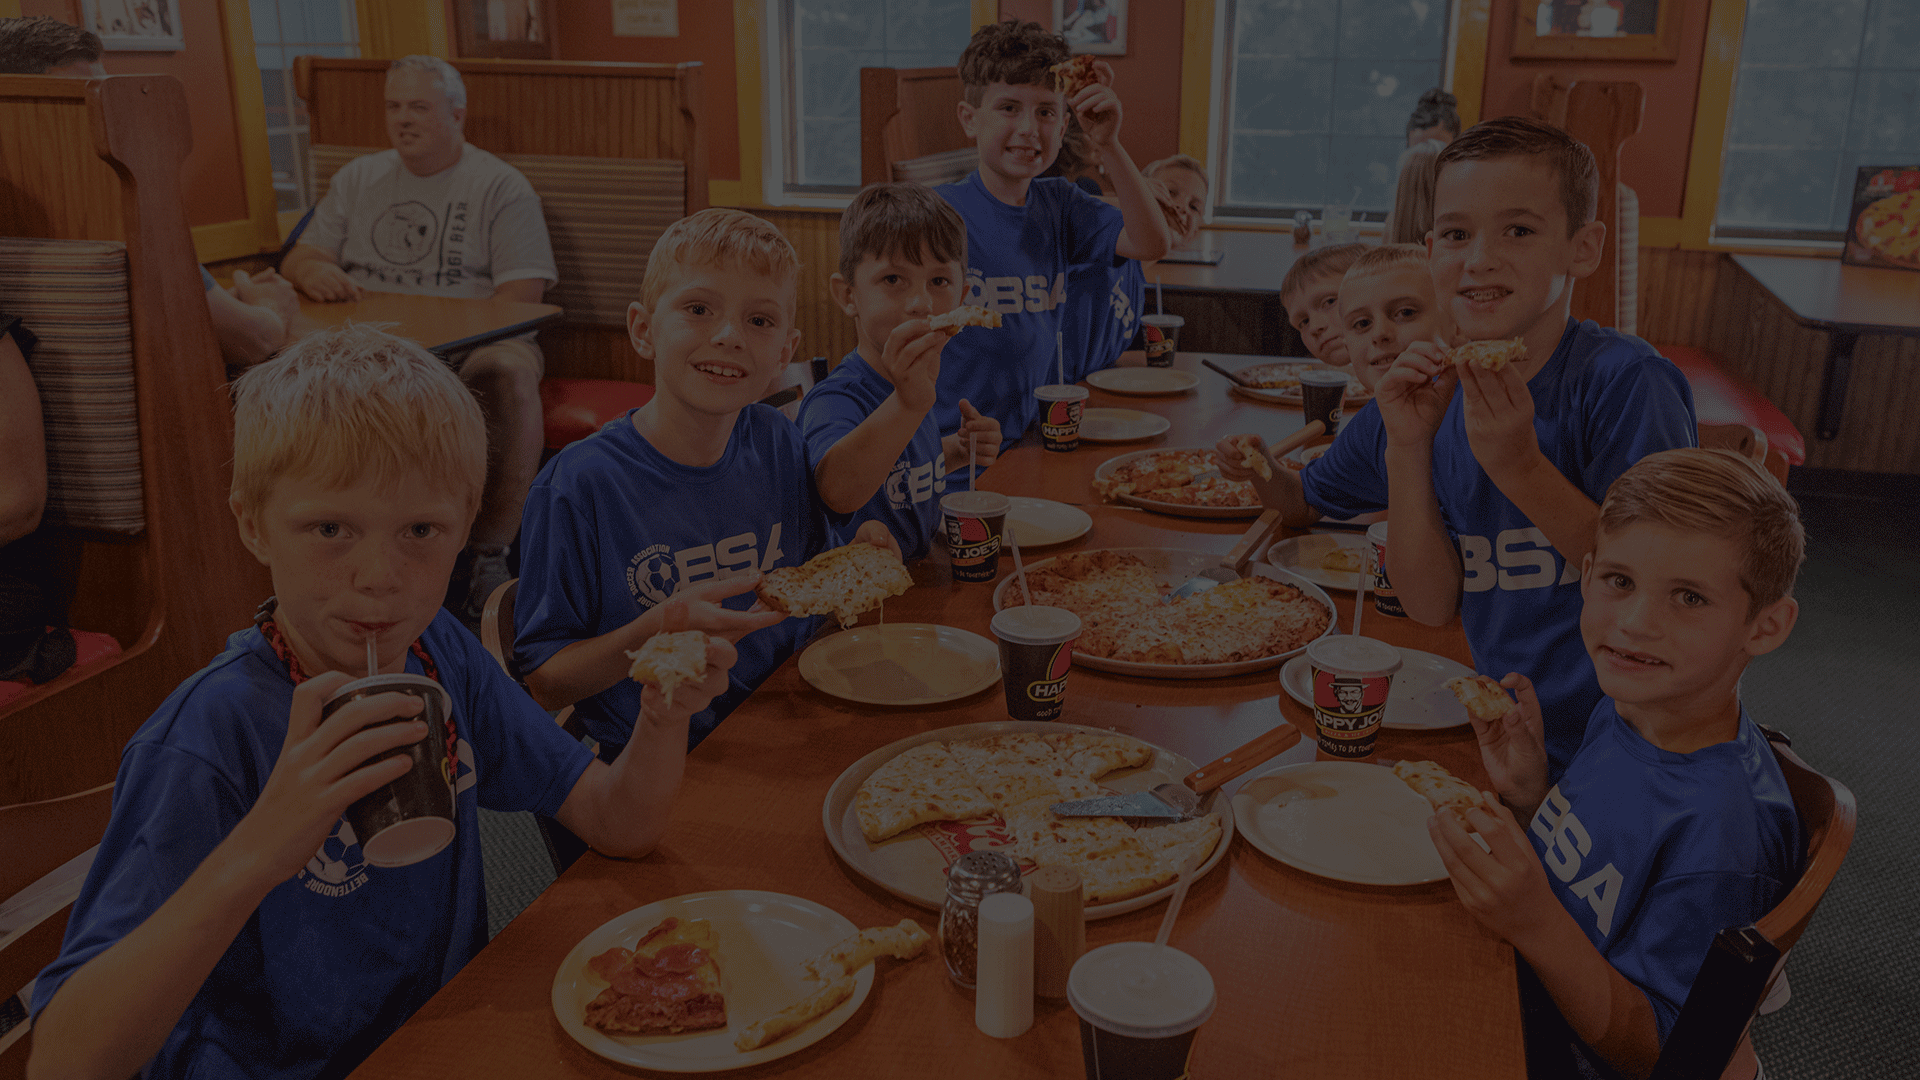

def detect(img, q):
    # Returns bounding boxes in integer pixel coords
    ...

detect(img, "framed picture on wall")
[453,0,558,60]
[1055,0,1126,56]
[80,0,184,51]
[1843,166,1920,272]
[1510,0,1681,62]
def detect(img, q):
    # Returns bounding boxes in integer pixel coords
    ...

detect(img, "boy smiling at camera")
[1430,448,1804,1080]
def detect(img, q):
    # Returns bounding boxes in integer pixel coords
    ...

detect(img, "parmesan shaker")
[939,851,1024,988]
[974,892,1035,1038]
[1028,864,1085,1000]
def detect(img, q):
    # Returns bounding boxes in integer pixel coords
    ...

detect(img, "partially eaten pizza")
[1392,760,1484,815]
[731,920,931,1052]
[626,630,708,708]
[928,305,1002,335]
[1445,674,1515,722]
[1094,449,1261,509]
[758,542,914,627]
[584,917,727,1034]
[1050,54,1099,99]
[1856,188,1920,266]
[1449,338,1527,372]
[1229,434,1273,480]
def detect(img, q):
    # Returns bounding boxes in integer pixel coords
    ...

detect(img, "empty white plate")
[1086,368,1200,395]
[1231,761,1447,886]
[1079,407,1171,442]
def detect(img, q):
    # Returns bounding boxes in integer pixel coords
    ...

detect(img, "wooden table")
[1729,253,1920,440]
[294,291,562,358]
[348,351,1522,1080]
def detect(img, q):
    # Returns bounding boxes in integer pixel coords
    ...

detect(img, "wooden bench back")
[0,783,115,1075]
[1531,75,1643,331]
[860,67,974,187]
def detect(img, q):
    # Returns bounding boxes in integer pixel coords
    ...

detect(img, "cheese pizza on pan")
[1094,449,1261,509]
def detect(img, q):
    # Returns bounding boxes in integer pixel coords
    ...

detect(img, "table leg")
[1815,330,1858,441]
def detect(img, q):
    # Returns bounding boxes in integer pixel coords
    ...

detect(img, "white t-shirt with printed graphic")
[304,145,556,299]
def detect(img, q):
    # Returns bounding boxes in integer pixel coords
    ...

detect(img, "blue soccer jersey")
[1300,319,1697,775]
[799,352,948,562]
[1063,255,1144,384]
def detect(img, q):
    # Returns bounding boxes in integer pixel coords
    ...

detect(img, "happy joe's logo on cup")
[946,513,999,565]
[1039,398,1083,447]
[1310,668,1391,759]
[1025,639,1077,705]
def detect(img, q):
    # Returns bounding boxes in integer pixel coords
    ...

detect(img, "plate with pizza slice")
[1278,647,1474,730]
[1092,447,1264,519]
[1231,761,1449,886]
[1262,532,1371,592]
[1227,360,1372,406]
[552,890,873,1072]
[822,721,1235,919]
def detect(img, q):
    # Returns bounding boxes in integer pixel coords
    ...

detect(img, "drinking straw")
[366,635,378,679]
[1353,544,1370,639]
[1009,529,1033,607]
[1155,275,1164,316]
[1153,853,1202,951]
[969,431,977,490]
[1056,330,1066,387]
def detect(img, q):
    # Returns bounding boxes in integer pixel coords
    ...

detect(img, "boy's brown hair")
[837,182,968,281]
[641,207,800,312]
[1436,116,1598,237]
[958,20,1068,106]
[0,15,101,73]
[1279,243,1367,306]
[1344,243,1429,281]
[1598,448,1806,621]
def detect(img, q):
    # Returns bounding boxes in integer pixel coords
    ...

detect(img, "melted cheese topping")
[760,543,914,627]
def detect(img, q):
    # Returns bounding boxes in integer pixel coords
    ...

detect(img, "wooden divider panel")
[860,67,971,187]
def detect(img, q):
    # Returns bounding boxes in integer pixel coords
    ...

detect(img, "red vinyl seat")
[0,630,123,710]
[1658,345,1806,467]
[539,378,655,452]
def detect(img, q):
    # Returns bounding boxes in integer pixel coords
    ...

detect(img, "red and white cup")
[1035,385,1091,452]
[990,605,1081,722]
[1304,635,1402,762]
[941,490,1011,584]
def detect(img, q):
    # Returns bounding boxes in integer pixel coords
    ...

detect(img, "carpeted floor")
[477,468,1919,1078]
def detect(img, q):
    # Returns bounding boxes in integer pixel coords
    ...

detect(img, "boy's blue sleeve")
[1064,183,1127,269]
[511,478,599,678]
[1612,870,1793,1042]
[1579,354,1697,501]
[1299,405,1391,519]
[798,380,865,473]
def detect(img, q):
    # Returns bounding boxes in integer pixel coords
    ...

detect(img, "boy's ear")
[782,326,803,366]
[1577,552,1595,596]
[1744,595,1799,658]
[828,271,857,318]
[956,99,977,139]
[627,300,655,361]
[1567,218,1608,280]
[231,495,271,568]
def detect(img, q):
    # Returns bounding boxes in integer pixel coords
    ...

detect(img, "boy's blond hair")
[1385,139,1442,244]
[1344,243,1430,283]
[640,207,800,312]
[1144,154,1208,190]
[1599,448,1805,621]
[1279,243,1367,307]
[230,324,486,516]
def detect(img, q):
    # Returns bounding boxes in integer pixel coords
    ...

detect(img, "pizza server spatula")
[1049,720,1312,820]
[1163,508,1282,603]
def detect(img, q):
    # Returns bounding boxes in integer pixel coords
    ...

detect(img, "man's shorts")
[447,333,544,379]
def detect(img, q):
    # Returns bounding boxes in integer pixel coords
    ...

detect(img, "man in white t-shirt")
[283,55,556,623]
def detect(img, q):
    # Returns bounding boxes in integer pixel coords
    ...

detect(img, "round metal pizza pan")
[991,547,1338,679]
[1226,360,1373,406]
[1091,447,1264,520]
[821,720,1236,920]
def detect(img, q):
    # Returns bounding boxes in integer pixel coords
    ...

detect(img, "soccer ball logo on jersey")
[301,820,370,897]
[629,544,683,606]
[883,455,947,510]
[626,527,790,607]
[370,201,439,266]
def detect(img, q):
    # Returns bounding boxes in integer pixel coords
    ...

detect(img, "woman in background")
[1385,138,1443,244]
[1405,87,1459,147]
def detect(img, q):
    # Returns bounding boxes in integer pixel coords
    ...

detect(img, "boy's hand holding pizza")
[871,317,948,416]
[1459,671,1550,819]
[1377,340,1461,448]
[1428,799,1563,950]
[1068,59,1123,149]
[853,519,904,564]
[657,573,787,645]
[1458,359,1543,485]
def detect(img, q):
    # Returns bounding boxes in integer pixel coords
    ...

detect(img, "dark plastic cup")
[990,605,1081,722]
[1067,942,1216,1080]
[1367,520,1405,618]
[323,674,457,867]
[1138,313,1185,368]
[1304,635,1402,762]
[1034,385,1090,452]
[942,490,1011,584]
[1298,366,1349,432]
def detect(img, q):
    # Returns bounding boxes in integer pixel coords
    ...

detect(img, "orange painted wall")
[998,0,1184,171]
[1478,0,1711,219]
[24,0,252,228]
[548,0,740,182]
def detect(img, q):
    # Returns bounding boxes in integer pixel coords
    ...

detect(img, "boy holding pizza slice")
[28,326,740,1080]
[1428,448,1804,1080]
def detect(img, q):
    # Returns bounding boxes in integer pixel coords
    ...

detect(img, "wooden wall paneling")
[751,208,858,368]
[1638,247,1722,346]
[860,67,970,187]
[540,324,647,383]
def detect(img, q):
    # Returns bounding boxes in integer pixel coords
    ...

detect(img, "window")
[780,0,974,194]
[1220,0,1455,219]
[252,0,359,213]
[1715,0,1920,242]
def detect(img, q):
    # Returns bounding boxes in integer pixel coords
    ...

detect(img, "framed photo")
[453,0,557,60]
[1510,0,1681,62]
[80,0,183,52]
[1843,165,1920,272]
[1055,0,1126,56]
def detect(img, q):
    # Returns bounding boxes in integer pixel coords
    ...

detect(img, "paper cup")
[324,673,457,867]
[1068,942,1216,1080]
[1298,366,1349,432]
[1035,385,1090,452]
[1305,635,1402,762]
[990,605,1081,722]
[941,490,1011,584]
[1138,313,1185,368]
[1366,520,1405,618]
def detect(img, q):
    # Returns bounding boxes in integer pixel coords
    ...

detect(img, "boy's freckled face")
[1429,156,1592,342]
[1286,278,1350,367]
[1580,521,1759,713]
[631,263,801,415]
[236,471,470,677]
[958,82,1065,188]
[1155,168,1207,248]
[841,248,965,362]
[1339,264,1453,392]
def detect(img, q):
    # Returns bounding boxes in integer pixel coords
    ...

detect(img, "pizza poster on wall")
[1843,166,1920,272]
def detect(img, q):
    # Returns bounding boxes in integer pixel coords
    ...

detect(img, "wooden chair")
[479,578,589,874]
[0,75,270,805]
[0,782,115,1076]
[860,67,977,187]
[1650,730,1858,1080]
[1698,423,1786,485]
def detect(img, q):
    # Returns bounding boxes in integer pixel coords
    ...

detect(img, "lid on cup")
[1304,634,1403,678]
[940,490,1012,516]
[1140,313,1185,329]
[1297,366,1351,387]
[1366,520,1389,544]
[991,604,1081,645]
[326,672,451,712]
[1033,384,1091,402]
[1067,942,1216,1038]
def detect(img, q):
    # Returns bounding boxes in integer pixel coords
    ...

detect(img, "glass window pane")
[250,0,280,41]
[1718,148,1846,230]
[1233,57,1333,134]
[800,47,880,123]
[1235,0,1338,59]
[1726,67,1857,152]
[1230,133,1328,207]
[1846,71,1920,152]
[1329,134,1406,211]
[802,118,861,187]
[1861,0,1920,71]
[1338,0,1446,61]
[1736,0,1866,68]
[796,0,886,51]
[1331,59,1442,139]
[885,0,969,52]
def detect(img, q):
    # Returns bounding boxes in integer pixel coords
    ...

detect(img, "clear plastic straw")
[1056,330,1065,386]
[1009,529,1033,607]
[366,635,378,678]
[969,431,977,490]
[1153,853,1202,951]
[1156,276,1164,316]
[1353,544,1370,638]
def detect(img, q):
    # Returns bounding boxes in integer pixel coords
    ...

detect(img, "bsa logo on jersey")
[966,269,1067,316]
[884,455,947,510]
[626,528,790,606]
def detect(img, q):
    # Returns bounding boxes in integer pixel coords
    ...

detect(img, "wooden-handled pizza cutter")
[1164,508,1283,603]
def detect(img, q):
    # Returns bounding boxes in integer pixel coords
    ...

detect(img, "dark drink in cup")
[941,490,1011,584]
[322,674,456,867]
[1034,385,1089,452]
[1067,942,1216,1080]
[1367,520,1404,618]
[1304,635,1402,762]
[990,605,1080,722]
[1298,366,1349,432]
[1137,313,1185,368]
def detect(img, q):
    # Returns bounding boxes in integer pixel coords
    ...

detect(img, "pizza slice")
[1133,813,1223,879]
[1042,732,1155,781]
[1229,434,1273,480]
[928,305,1002,335]
[1392,760,1484,815]
[853,743,995,842]
[1078,838,1177,903]
[1320,546,1366,574]
[1050,54,1099,99]
[583,917,726,1034]
[757,541,914,628]
[625,629,708,708]
[948,734,1069,816]
[732,976,853,1052]
[1448,337,1527,372]
[1445,674,1515,722]
[800,919,932,983]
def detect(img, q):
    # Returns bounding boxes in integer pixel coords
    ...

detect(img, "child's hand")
[873,318,948,414]
[1211,433,1267,481]
[233,671,428,881]
[635,600,738,731]
[1376,340,1459,447]
[1428,797,1560,948]
[854,519,904,563]
[1470,673,1550,816]
[1458,361,1541,480]
[663,574,787,641]
[1072,61,1124,149]
[942,399,1001,473]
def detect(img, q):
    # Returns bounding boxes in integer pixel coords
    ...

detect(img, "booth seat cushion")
[540,378,654,450]
[1657,344,1806,467]
[0,629,122,710]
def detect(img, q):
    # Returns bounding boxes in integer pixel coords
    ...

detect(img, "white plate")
[1230,761,1448,885]
[1263,532,1371,592]
[1005,496,1092,547]
[1086,368,1200,395]
[991,548,1337,679]
[1279,647,1474,730]
[1280,443,1331,470]
[822,721,1235,919]
[798,624,1000,706]
[1079,407,1171,443]
[1092,448,1263,520]
[1228,360,1372,405]
[552,890,873,1072]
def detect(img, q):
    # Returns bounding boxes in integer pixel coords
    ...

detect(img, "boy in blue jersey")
[1373,116,1696,777]
[803,182,1002,561]
[1429,448,1805,1080]
[932,20,1170,443]
[28,325,739,1080]
[513,208,901,755]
